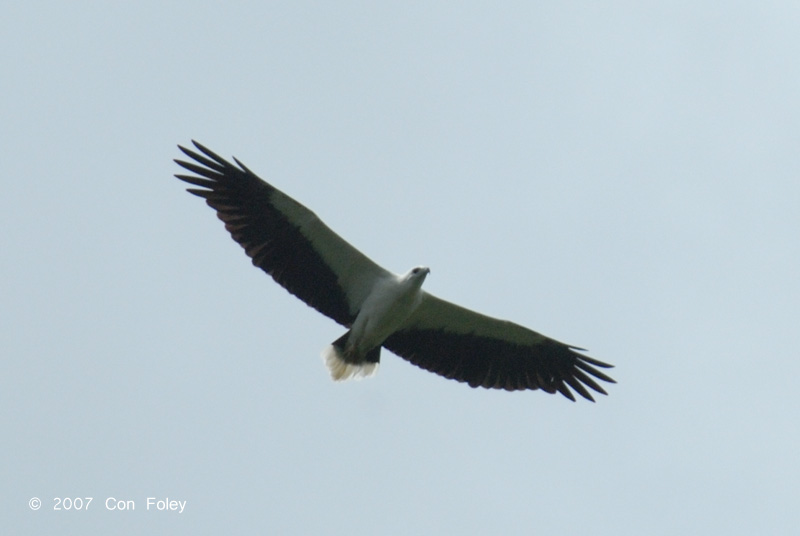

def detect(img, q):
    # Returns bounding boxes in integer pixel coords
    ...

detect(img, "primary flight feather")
[174,141,615,401]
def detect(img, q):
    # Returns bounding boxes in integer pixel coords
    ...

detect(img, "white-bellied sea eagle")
[174,141,615,401]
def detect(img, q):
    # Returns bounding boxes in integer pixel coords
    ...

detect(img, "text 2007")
[54,497,93,510]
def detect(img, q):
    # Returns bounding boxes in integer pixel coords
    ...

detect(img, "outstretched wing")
[383,293,615,401]
[174,141,391,326]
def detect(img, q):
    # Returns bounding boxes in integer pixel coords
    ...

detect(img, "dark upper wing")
[383,293,615,401]
[174,141,391,326]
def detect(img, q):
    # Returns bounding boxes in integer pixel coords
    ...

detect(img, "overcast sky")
[3,2,799,534]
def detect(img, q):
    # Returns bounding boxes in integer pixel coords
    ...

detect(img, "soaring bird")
[174,141,615,401]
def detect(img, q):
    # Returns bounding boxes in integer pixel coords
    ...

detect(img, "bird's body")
[174,141,615,401]
[323,267,430,380]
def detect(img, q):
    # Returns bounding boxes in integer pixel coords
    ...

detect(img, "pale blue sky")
[3,2,799,534]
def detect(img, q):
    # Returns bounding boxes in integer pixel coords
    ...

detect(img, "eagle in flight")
[174,141,615,401]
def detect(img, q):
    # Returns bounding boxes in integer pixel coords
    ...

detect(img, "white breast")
[348,275,424,356]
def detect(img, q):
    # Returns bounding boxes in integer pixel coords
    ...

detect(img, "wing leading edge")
[174,141,390,327]
[384,293,615,401]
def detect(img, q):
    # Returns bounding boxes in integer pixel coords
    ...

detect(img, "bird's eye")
[412,268,419,274]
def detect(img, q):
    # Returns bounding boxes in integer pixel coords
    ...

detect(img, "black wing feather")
[383,329,615,401]
[174,141,354,326]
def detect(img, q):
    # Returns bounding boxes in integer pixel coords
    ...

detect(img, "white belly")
[348,276,423,355]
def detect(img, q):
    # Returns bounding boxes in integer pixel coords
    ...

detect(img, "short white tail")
[321,345,378,381]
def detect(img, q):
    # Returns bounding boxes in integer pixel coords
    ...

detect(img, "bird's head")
[404,266,431,287]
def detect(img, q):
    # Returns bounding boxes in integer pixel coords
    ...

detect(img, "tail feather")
[322,345,378,380]
[321,331,380,381]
